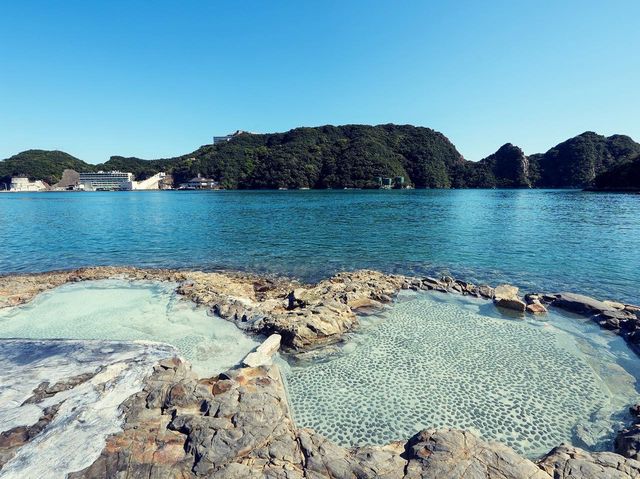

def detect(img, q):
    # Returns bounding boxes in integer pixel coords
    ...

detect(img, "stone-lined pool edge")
[0,266,639,478]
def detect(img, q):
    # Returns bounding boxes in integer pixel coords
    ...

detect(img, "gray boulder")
[494,284,527,312]
[537,444,640,478]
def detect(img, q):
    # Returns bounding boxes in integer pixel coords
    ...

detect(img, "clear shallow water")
[281,292,640,457]
[0,190,639,303]
[0,280,259,377]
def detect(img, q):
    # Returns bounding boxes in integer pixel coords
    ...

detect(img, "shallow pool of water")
[0,279,259,377]
[281,291,640,457]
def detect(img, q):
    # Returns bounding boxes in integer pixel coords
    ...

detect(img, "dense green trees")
[531,132,640,187]
[2,126,639,190]
[172,124,464,189]
[0,150,93,186]
[592,155,640,191]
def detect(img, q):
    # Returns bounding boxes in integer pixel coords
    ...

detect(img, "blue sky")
[1,1,639,163]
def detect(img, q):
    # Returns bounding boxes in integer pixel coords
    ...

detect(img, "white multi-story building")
[9,177,48,192]
[79,171,134,190]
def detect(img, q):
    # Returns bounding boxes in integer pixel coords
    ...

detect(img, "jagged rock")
[604,300,627,311]
[477,284,495,299]
[527,300,548,314]
[404,429,550,478]
[537,444,640,478]
[494,284,526,312]
[616,425,640,460]
[16,351,640,479]
[242,334,282,368]
[421,277,448,292]
[625,304,640,314]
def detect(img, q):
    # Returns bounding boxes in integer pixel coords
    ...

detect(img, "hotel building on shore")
[78,171,134,190]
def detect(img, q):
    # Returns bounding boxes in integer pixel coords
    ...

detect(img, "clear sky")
[1,0,639,163]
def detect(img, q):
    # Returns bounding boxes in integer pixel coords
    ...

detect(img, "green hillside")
[591,155,640,191]
[2,126,639,190]
[0,150,93,186]
[172,125,465,189]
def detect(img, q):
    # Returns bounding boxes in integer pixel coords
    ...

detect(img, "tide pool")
[0,280,259,377]
[281,292,640,457]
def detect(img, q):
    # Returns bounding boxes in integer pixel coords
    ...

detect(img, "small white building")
[9,177,48,192]
[179,175,219,190]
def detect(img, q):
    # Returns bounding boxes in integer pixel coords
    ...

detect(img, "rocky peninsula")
[0,266,639,478]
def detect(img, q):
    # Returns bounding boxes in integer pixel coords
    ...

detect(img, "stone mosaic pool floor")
[281,292,640,457]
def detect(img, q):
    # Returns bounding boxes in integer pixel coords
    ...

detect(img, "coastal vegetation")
[2,125,639,190]
[591,154,640,191]
[0,149,93,186]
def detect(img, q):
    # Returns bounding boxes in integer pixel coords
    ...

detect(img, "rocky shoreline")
[0,266,639,478]
[1,266,639,354]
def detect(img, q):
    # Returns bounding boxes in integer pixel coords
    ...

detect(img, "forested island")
[2,124,639,190]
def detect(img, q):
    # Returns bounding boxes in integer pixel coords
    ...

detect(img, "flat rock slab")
[553,292,618,315]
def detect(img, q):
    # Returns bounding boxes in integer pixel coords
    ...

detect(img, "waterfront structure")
[9,177,48,192]
[213,130,254,144]
[120,172,167,190]
[79,171,134,190]
[376,176,406,189]
[178,174,219,190]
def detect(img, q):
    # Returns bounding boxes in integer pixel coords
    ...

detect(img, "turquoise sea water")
[0,189,638,302]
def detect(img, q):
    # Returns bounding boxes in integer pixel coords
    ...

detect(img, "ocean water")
[0,280,259,377]
[0,189,638,303]
[281,291,640,458]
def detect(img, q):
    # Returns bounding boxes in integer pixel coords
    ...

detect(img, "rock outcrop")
[537,444,640,479]
[616,404,640,460]
[544,292,640,353]
[494,284,527,312]
[242,334,282,368]
[65,356,640,478]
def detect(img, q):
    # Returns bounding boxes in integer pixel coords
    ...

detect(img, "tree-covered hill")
[529,132,640,188]
[2,126,639,190]
[172,124,465,189]
[591,154,640,191]
[459,143,531,188]
[0,149,93,186]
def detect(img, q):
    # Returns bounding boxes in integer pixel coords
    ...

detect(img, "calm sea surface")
[0,190,638,303]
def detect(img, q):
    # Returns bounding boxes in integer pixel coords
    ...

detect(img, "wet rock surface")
[545,292,640,353]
